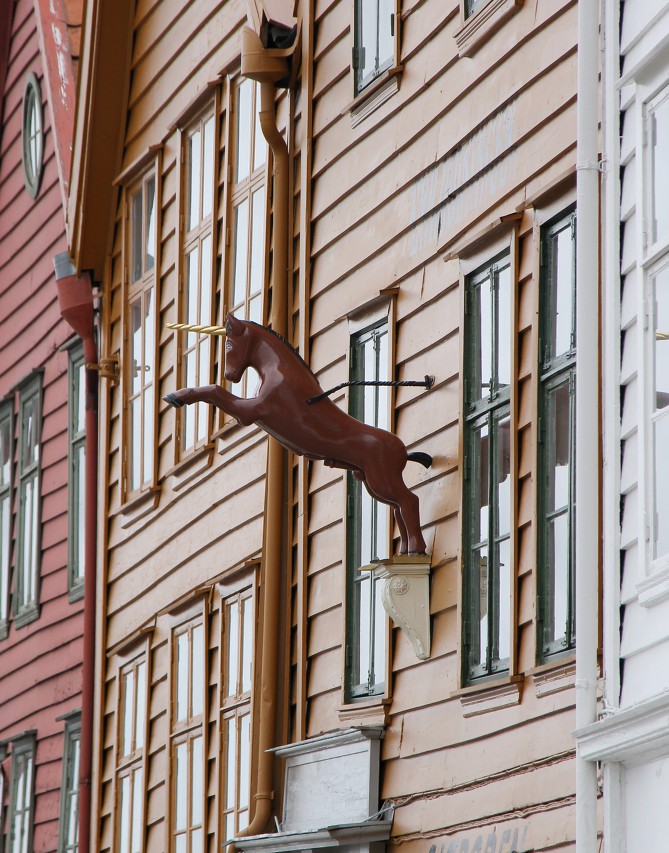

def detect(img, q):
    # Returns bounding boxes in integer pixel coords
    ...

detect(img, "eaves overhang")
[67,0,134,281]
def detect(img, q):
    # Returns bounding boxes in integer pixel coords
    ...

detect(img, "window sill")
[338,697,391,727]
[454,0,523,58]
[68,580,85,604]
[165,443,215,492]
[451,675,523,717]
[530,659,576,697]
[14,603,40,629]
[342,65,403,128]
[637,562,669,608]
[118,486,161,529]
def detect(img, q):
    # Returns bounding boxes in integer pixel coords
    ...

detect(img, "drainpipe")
[226,25,294,852]
[53,253,98,853]
[574,1,600,852]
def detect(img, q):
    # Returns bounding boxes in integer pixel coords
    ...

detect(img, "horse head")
[224,313,253,383]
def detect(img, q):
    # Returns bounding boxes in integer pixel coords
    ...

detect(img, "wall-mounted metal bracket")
[86,354,119,384]
[363,556,432,660]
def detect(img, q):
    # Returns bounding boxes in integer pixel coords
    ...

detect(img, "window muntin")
[345,321,390,700]
[354,0,395,94]
[171,617,205,853]
[7,735,35,853]
[181,113,216,452]
[228,78,267,400]
[116,653,147,853]
[126,172,157,496]
[463,252,512,683]
[0,403,12,636]
[16,378,41,622]
[649,85,669,251]
[538,210,576,660]
[21,73,43,198]
[221,587,254,842]
[68,347,85,595]
[58,718,81,853]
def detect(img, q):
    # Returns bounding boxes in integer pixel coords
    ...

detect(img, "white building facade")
[576,0,669,849]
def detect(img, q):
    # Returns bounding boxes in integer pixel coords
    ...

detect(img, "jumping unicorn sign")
[164,314,432,555]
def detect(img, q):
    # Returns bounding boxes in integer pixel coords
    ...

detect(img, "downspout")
[53,253,98,853]
[227,25,294,852]
[574,2,600,852]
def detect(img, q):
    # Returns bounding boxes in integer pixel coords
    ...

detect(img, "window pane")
[232,200,249,308]
[497,263,511,389]
[131,190,142,283]
[552,222,575,358]
[654,263,669,410]
[545,380,571,513]
[651,91,669,245]
[227,602,239,697]
[142,384,154,485]
[372,578,386,688]
[239,715,250,809]
[226,717,237,809]
[497,536,511,661]
[175,742,187,831]
[201,235,213,325]
[130,300,143,396]
[249,187,265,297]
[177,632,189,722]
[472,272,493,403]
[1,495,9,621]
[144,288,155,387]
[253,87,265,172]
[122,669,134,756]
[495,415,511,539]
[191,624,204,718]
[241,596,253,693]
[135,662,145,752]
[356,573,371,686]
[203,116,215,219]
[360,0,377,81]
[378,0,394,68]
[131,767,143,853]
[145,177,156,273]
[0,413,10,486]
[119,775,130,850]
[191,829,203,853]
[21,395,38,469]
[188,127,202,231]
[236,80,252,182]
[471,544,489,671]
[472,421,489,546]
[191,736,204,825]
[186,249,199,336]
[75,361,85,434]
[654,412,669,558]
[546,511,570,647]
[130,397,141,492]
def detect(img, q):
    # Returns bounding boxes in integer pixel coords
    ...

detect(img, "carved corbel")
[364,556,432,660]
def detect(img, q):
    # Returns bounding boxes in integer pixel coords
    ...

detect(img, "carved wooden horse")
[164,314,432,554]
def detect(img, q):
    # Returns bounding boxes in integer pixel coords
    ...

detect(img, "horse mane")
[248,320,318,380]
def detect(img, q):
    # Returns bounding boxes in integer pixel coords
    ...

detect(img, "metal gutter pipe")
[228,27,293,852]
[53,253,98,853]
[574,1,600,851]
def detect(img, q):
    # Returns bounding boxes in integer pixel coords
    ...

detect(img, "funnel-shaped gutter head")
[53,251,95,350]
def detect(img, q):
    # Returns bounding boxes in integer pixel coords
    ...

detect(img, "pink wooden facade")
[0,1,83,851]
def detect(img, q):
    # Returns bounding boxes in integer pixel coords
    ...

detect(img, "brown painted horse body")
[165,314,430,554]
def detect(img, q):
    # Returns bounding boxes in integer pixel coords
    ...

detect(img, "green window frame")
[15,376,41,627]
[57,716,81,853]
[353,0,396,95]
[537,209,577,661]
[7,733,36,853]
[345,320,390,700]
[68,346,85,599]
[462,251,512,684]
[0,401,12,640]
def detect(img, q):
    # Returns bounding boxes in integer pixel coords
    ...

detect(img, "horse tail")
[407,451,432,469]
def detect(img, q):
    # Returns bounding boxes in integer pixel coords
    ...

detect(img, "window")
[345,321,390,699]
[464,0,488,17]
[21,73,43,198]
[171,618,205,853]
[15,377,41,626]
[649,259,669,562]
[180,112,216,452]
[58,716,81,853]
[0,403,12,639]
[116,654,147,853]
[221,587,253,842]
[68,347,85,598]
[537,210,576,660]
[125,171,157,497]
[228,77,267,400]
[7,734,35,853]
[463,252,512,683]
[353,0,396,95]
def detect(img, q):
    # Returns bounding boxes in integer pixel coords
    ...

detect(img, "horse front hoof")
[164,392,185,409]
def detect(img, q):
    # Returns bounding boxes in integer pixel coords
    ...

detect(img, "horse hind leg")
[394,507,409,555]
[364,467,427,556]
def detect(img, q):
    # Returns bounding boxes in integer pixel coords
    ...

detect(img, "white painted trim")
[575,691,669,765]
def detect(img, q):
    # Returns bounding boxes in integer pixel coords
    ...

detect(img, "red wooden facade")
[0,1,83,851]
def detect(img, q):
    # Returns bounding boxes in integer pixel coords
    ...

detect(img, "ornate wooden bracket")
[363,556,432,660]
